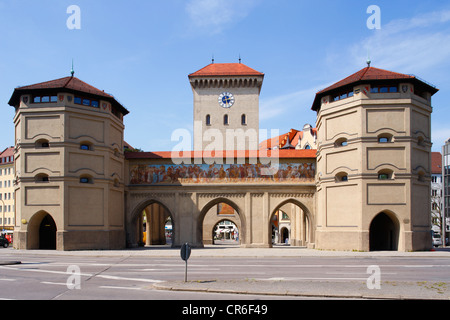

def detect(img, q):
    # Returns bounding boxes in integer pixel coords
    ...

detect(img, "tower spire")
[366,50,371,67]
[70,59,75,76]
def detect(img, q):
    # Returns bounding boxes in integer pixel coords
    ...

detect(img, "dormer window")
[74,96,99,108]
[370,85,398,93]
[332,90,354,102]
[33,95,57,103]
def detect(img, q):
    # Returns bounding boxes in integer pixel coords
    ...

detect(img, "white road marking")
[95,275,164,283]
[99,286,142,291]
[41,281,68,286]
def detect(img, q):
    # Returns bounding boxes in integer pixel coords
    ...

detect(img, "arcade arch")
[199,198,244,246]
[369,211,400,251]
[27,211,57,250]
[129,199,175,248]
[269,199,313,247]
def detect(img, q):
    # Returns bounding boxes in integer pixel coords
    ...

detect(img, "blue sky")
[1,0,449,152]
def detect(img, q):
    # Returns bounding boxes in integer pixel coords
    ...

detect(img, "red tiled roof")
[260,129,301,149]
[259,128,318,150]
[189,63,264,77]
[311,66,439,111]
[16,76,114,98]
[0,147,14,164]
[8,76,129,115]
[125,149,316,160]
[432,152,442,174]
[316,67,415,95]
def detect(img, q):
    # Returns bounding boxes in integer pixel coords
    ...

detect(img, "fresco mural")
[129,163,315,185]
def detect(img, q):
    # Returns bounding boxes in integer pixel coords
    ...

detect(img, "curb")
[152,283,450,300]
[0,261,21,266]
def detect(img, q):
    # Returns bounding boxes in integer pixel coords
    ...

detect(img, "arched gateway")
[10,62,437,252]
[125,150,317,248]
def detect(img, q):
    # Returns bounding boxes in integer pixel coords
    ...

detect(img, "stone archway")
[199,197,245,247]
[128,198,176,248]
[369,212,400,251]
[268,198,314,248]
[27,211,57,250]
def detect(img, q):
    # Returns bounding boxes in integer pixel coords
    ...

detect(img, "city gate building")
[8,62,438,251]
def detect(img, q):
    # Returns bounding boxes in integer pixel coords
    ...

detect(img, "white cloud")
[185,0,259,35]
[347,9,450,74]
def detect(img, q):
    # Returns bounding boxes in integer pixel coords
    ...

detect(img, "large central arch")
[198,197,246,247]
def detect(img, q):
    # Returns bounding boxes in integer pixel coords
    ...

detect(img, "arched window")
[80,175,93,184]
[378,133,393,143]
[206,114,211,126]
[335,172,348,182]
[36,139,49,148]
[80,141,94,151]
[335,138,348,147]
[35,173,49,182]
[241,114,247,125]
[224,114,229,125]
[378,169,394,180]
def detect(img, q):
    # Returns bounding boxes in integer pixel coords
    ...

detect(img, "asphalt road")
[1,247,449,301]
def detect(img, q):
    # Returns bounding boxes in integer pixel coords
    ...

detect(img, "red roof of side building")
[317,67,415,95]
[125,149,316,160]
[259,128,318,150]
[312,66,439,111]
[0,147,14,164]
[189,63,264,77]
[432,152,442,174]
[8,76,129,115]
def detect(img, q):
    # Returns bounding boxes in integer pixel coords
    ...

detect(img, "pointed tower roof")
[311,66,438,111]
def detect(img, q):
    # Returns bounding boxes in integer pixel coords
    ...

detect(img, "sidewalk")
[4,245,450,257]
[153,277,450,300]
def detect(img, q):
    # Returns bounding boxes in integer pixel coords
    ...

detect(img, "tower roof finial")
[239,54,241,64]
[70,59,75,76]
[212,54,214,64]
[366,50,371,67]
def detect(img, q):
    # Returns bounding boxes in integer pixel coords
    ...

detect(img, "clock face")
[218,92,235,108]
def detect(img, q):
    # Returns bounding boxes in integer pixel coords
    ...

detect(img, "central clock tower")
[189,62,264,151]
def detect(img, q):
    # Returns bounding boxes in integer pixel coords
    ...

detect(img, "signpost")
[180,243,191,282]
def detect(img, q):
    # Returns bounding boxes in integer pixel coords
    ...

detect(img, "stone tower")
[189,62,264,152]
[312,66,438,251]
[8,75,129,250]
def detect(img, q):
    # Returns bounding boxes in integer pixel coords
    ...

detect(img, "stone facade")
[9,77,128,250]
[8,63,438,251]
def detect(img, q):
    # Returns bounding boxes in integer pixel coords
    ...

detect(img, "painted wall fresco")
[129,163,315,185]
